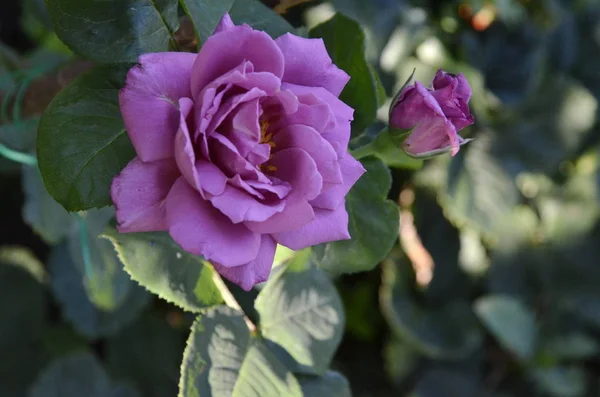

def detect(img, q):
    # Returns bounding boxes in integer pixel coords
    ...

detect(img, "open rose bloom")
[111,15,365,290]
[390,70,474,157]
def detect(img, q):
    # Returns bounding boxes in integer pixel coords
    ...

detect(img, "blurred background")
[2,0,600,396]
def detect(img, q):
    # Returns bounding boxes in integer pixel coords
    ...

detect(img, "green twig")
[0,143,37,166]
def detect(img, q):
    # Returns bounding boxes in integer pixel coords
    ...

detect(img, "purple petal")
[120,52,196,162]
[174,98,227,198]
[190,25,284,97]
[111,157,179,233]
[273,204,351,250]
[212,235,277,291]
[267,148,323,202]
[276,33,350,96]
[210,185,285,223]
[209,132,270,183]
[282,83,354,157]
[272,124,342,184]
[390,81,445,130]
[214,13,235,34]
[166,177,261,266]
[402,117,460,156]
[310,154,365,210]
[245,200,314,234]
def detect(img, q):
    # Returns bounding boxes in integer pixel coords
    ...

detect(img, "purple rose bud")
[389,69,474,157]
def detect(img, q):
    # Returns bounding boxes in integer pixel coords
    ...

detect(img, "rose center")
[258,119,277,172]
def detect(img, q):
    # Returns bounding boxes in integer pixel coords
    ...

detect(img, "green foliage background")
[2,0,600,396]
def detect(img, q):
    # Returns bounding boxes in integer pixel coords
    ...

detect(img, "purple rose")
[390,69,474,157]
[111,14,365,290]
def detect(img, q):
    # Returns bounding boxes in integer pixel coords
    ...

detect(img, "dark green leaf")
[0,247,47,397]
[255,250,344,374]
[316,157,398,275]
[179,0,235,45]
[49,243,150,339]
[0,118,38,151]
[413,367,482,397]
[229,0,294,38]
[474,295,538,362]
[298,371,351,397]
[37,64,135,211]
[22,166,73,244]
[102,227,223,312]
[310,14,379,137]
[380,257,483,359]
[444,133,520,239]
[531,366,586,397]
[29,352,140,397]
[107,314,184,397]
[179,306,302,397]
[68,208,132,311]
[181,0,293,46]
[45,0,180,62]
[384,337,419,387]
[29,353,111,397]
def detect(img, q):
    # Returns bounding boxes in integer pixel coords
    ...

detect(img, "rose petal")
[111,157,179,233]
[282,83,354,157]
[402,117,460,156]
[166,177,260,266]
[276,33,350,96]
[120,52,196,162]
[390,81,445,130]
[214,13,235,34]
[273,204,351,250]
[174,98,227,198]
[310,154,365,210]
[272,124,342,184]
[210,185,285,224]
[190,25,284,97]
[245,200,315,234]
[267,148,323,202]
[212,235,277,291]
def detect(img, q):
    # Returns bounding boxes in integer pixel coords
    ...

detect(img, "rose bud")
[389,69,474,158]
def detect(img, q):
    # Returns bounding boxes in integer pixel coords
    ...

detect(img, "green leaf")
[380,257,483,359]
[29,353,111,397]
[0,118,39,151]
[30,352,141,397]
[181,0,293,46]
[310,14,380,137]
[49,243,150,339]
[229,0,294,38]
[0,247,47,397]
[315,157,398,275]
[45,0,179,62]
[298,371,351,397]
[255,251,344,374]
[68,208,132,310]
[0,246,46,351]
[474,295,538,362]
[443,133,520,239]
[384,337,420,387]
[107,314,184,397]
[232,342,303,397]
[22,166,73,244]
[531,366,586,397]
[179,306,302,397]
[102,227,223,312]
[412,367,481,397]
[37,64,135,211]
[179,0,235,45]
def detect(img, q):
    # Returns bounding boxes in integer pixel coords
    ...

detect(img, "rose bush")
[390,69,474,157]
[110,14,365,290]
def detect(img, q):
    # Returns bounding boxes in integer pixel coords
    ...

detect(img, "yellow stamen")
[267,165,278,172]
